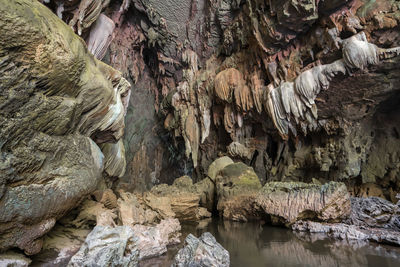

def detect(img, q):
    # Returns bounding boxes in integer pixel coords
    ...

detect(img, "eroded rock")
[172,232,230,267]
[346,197,400,230]
[0,0,130,253]
[67,225,139,267]
[256,181,351,225]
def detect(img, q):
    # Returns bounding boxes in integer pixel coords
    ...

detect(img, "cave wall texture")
[97,0,400,199]
[1,0,400,254]
[37,0,400,195]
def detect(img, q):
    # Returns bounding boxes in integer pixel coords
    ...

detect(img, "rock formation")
[215,162,263,221]
[2,0,400,264]
[172,232,230,267]
[67,225,139,267]
[256,181,351,225]
[0,0,129,254]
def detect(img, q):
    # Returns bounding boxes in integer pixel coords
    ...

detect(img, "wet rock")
[346,197,400,230]
[256,181,351,225]
[216,162,263,221]
[172,232,230,267]
[292,221,369,241]
[293,220,400,246]
[0,251,32,267]
[132,218,181,260]
[67,225,139,267]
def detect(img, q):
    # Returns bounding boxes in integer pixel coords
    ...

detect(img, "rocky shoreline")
[3,157,399,266]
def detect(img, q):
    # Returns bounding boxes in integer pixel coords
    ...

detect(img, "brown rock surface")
[216,162,263,221]
[256,181,351,225]
[0,0,129,253]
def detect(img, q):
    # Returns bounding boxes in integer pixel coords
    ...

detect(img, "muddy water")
[141,218,400,267]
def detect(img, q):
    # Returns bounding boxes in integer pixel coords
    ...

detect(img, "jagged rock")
[0,251,32,267]
[216,162,263,221]
[292,221,369,241]
[346,197,400,231]
[172,232,230,267]
[292,220,400,246]
[256,181,351,225]
[117,191,158,226]
[68,225,139,267]
[132,218,181,260]
[149,176,212,221]
[0,0,130,254]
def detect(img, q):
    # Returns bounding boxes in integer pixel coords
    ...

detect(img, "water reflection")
[177,219,400,267]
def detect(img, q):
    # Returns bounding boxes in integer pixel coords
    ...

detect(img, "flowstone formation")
[0,0,130,254]
[41,0,400,198]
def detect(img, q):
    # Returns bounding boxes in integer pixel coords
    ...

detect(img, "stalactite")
[86,14,115,60]
[263,32,400,139]
[68,0,105,35]
[214,68,245,103]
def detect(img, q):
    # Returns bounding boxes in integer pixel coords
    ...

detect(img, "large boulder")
[67,226,139,267]
[132,218,181,260]
[256,181,351,225]
[0,0,130,254]
[172,232,230,267]
[216,162,263,221]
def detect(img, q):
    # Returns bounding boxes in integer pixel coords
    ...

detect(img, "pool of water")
[141,218,400,267]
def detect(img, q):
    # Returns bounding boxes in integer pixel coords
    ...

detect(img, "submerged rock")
[256,181,351,225]
[293,220,400,246]
[172,232,230,267]
[216,162,263,221]
[67,225,139,267]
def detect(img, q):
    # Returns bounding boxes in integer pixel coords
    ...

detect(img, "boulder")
[216,162,262,221]
[0,0,129,254]
[256,181,351,225]
[132,218,181,260]
[207,156,234,180]
[172,232,230,267]
[67,226,139,267]
[148,176,212,221]
[346,197,400,230]
[117,191,158,226]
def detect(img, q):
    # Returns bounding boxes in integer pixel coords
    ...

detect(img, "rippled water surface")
[142,219,400,267]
